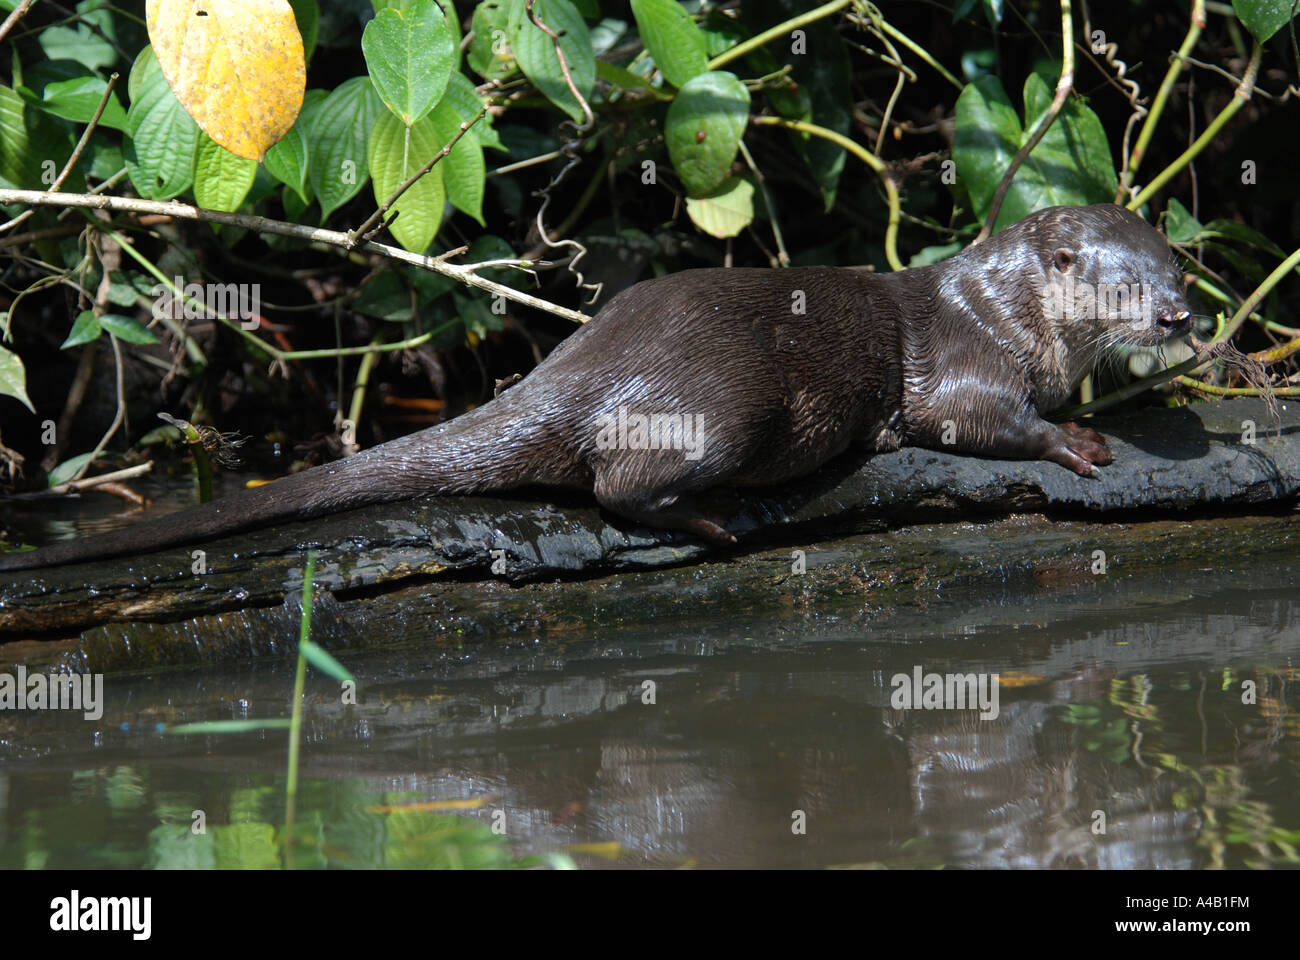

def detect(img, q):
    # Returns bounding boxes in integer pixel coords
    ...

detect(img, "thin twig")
[0,72,120,233]
[13,461,154,499]
[348,103,487,246]
[0,0,35,45]
[524,0,601,303]
[0,189,590,325]
[1126,41,1262,213]
[975,0,1074,243]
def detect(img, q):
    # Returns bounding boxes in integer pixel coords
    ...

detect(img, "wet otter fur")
[0,203,1190,572]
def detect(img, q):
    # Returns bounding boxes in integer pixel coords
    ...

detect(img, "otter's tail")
[0,399,556,573]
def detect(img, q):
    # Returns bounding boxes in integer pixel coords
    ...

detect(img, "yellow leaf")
[146,0,305,162]
[685,176,754,238]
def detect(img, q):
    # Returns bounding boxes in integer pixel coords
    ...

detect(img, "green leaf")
[98,313,160,344]
[430,100,486,224]
[590,16,629,57]
[1201,219,1286,258]
[0,344,34,413]
[508,0,596,123]
[0,84,71,190]
[363,0,457,126]
[309,76,383,220]
[125,47,199,200]
[665,70,750,195]
[299,639,357,684]
[61,310,103,348]
[684,175,754,237]
[596,60,673,100]
[367,110,447,252]
[48,452,93,487]
[1233,0,1298,42]
[953,73,1117,233]
[631,0,708,89]
[442,71,505,152]
[907,242,965,267]
[289,0,321,63]
[1164,197,1201,244]
[37,77,129,132]
[194,133,258,212]
[264,116,311,202]
[39,0,118,71]
[468,0,519,82]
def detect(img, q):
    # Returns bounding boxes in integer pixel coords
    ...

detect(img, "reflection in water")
[0,587,1297,869]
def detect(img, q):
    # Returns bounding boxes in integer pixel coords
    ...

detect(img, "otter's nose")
[1156,309,1191,335]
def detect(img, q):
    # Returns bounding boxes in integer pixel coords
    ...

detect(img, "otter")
[0,204,1190,573]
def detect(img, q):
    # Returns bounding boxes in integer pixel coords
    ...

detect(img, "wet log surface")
[1,397,1296,671]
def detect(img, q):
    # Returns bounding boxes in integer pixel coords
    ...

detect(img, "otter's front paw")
[1050,422,1114,477]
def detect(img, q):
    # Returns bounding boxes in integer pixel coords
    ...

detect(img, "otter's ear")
[1052,248,1075,271]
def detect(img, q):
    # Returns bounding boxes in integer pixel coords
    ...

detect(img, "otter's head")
[1032,204,1191,349]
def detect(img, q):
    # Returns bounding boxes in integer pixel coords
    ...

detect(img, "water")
[2,567,1296,869]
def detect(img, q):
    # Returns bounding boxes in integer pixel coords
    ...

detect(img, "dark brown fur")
[0,204,1190,572]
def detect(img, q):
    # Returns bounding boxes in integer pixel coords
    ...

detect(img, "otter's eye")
[1053,248,1075,271]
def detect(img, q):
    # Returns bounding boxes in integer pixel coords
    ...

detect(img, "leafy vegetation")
[0,0,1297,500]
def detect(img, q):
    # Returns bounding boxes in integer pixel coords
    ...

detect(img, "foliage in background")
[0,0,1297,491]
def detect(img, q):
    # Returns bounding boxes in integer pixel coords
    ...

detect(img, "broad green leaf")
[665,70,750,195]
[953,73,1117,232]
[299,639,357,684]
[264,116,311,202]
[61,310,103,348]
[441,71,505,152]
[289,0,321,62]
[48,453,94,487]
[371,0,463,54]
[309,76,383,219]
[508,0,596,123]
[38,77,129,132]
[631,0,708,89]
[596,60,673,100]
[1168,197,1286,257]
[1200,219,1286,258]
[468,0,519,82]
[590,16,629,56]
[1164,198,1200,244]
[0,85,71,189]
[98,313,161,344]
[430,100,486,223]
[125,47,200,200]
[39,0,118,71]
[363,0,456,126]
[1233,0,1298,41]
[0,345,34,413]
[685,175,754,237]
[195,133,258,212]
[368,110,447,252]
[907,242,964,267]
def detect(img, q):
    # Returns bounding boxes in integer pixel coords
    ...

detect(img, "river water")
[1,542,1296,869]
